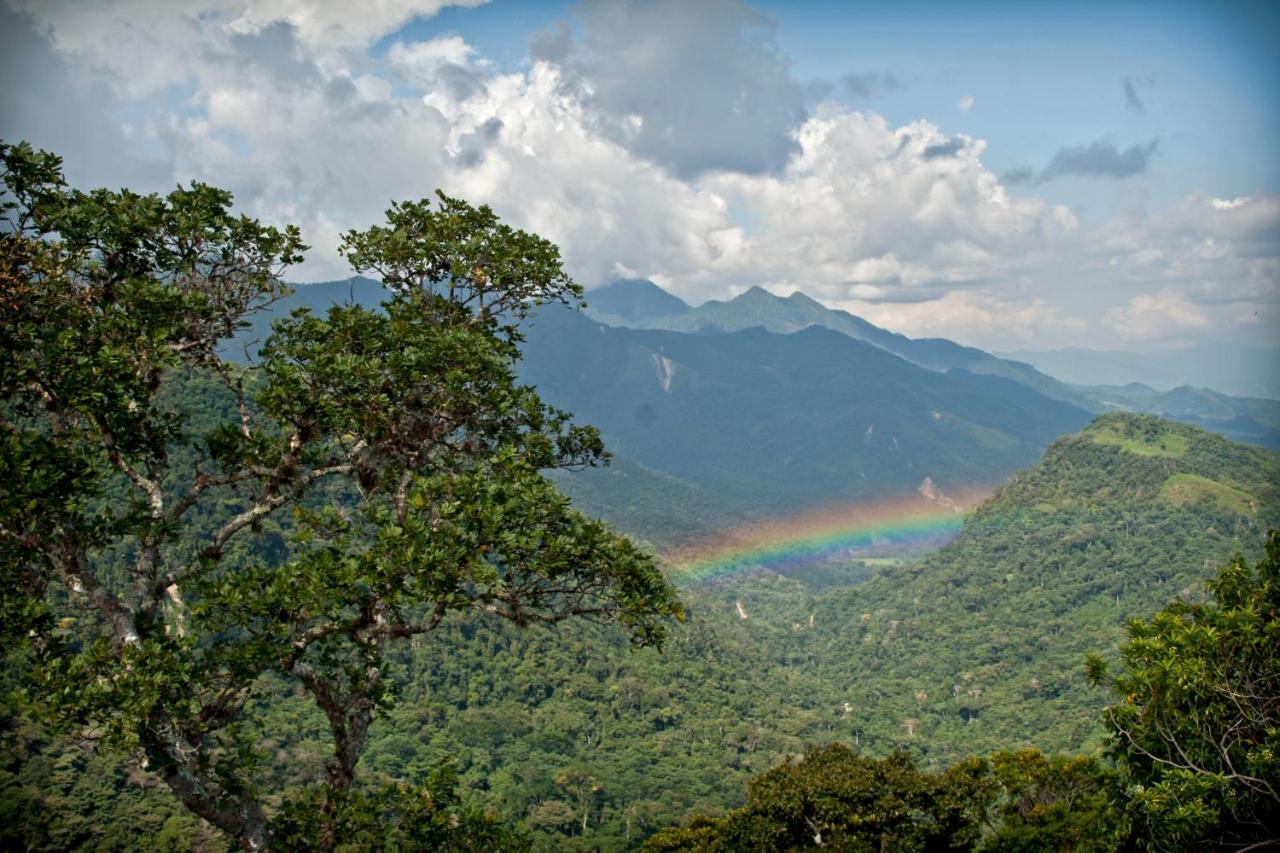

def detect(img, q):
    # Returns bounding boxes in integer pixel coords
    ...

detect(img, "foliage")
[981,750,1121,852]
[643,744,992,852]
[270,761,528,852]
[0,140,678,850]
[1087,530,1280,850]
[807,414,1279,765]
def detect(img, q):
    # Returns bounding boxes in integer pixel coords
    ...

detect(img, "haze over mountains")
[231,276,1279,550]
[1002,343,1280,401]
[583,280,1280,452]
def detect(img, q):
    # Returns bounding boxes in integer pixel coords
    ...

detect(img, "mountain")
[519,304,1093,544]
[586,281,1280,452]
[807,413,1280,762]
[1085,382,1280,450]
[607,284,1096,411]
[226,281,1095,547]
[1002,343,1280,401]
[583,278,690,325]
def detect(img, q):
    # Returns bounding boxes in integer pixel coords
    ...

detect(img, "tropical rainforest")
[2,140,1277,851]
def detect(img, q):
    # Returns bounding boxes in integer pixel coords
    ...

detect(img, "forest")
[2,139,1278,851]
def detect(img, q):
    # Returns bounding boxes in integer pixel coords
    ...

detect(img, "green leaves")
[1092,531,1280,849]
[339,191,582,332]
[646,744,994,851]
[3,138,679,849]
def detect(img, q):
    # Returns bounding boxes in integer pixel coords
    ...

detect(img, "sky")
[2,0,1277,351]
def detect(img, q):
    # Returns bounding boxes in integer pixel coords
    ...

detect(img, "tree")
[1086,530,1280,850]
[644,744,993,851]
[553,765,602,835]
[981,750,1121,852]
[0,140,681,850]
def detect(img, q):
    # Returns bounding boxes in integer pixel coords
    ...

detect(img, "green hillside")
[5,415,1276,849]
[520,304,1092,542]
[807,414,1280,764]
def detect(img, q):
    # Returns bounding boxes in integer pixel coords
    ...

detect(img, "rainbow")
[665,493,986,584]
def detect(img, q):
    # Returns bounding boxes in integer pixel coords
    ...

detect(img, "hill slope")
[520,305,1092,542]
[8,414,1277,850]
[807,413,1280,763]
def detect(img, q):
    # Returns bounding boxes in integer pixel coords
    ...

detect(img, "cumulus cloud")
[1005,138,1159,185]
[2,0,1275,350]
[538,0,808,178]
[414,62,742,291]
[957,95,974,112]
[693,111,1078,307]
[1107,289,1209,341]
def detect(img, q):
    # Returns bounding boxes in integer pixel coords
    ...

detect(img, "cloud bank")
[1,0,1275,351]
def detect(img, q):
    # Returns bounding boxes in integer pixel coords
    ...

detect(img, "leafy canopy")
[0,140,680,850]
[1087,530,1280,850]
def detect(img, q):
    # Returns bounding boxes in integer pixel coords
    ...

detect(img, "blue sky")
[399,0,1280,216]
[2,0,1277,350]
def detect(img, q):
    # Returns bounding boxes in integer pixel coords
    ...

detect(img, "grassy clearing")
[1090,427,1188,458]
[1160,473,1256,515]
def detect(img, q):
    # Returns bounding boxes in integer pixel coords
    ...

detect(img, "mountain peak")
[585,279,690,324]
[737,285,778,300]
[785,290,825,307]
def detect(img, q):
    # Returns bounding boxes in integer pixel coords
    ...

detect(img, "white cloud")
[696,110,1077,302]
[1106,289,1210,341]
[389,35,484,82]
[8,0,486,92]
[838,289,1086,348]
[4,0,1277,350]
[958,94,974,112]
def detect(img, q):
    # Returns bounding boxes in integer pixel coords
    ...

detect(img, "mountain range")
[226,276,1278,547]
[1001,343,1280,400]
[584,279,1280,453]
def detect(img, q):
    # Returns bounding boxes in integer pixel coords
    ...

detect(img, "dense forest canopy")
[2,140,1277,851]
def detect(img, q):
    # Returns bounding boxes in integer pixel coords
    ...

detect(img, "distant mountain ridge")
[1001,343,1280,401]
[583,277,690,324]
[520,304,1092,543]
[584,279,1280,450]
[585,280,1095,411]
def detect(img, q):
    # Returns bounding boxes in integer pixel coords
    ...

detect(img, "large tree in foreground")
[1088,531,1280,850]
[0,140,681,850]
